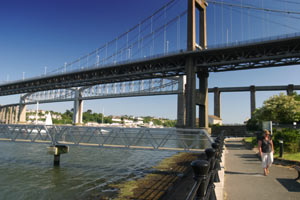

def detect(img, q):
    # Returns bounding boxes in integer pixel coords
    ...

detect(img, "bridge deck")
[1,34,300,96]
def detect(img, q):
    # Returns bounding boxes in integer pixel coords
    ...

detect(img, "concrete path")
[224,138,300,200]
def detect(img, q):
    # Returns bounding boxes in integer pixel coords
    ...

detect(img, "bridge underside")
[0,36,300,96]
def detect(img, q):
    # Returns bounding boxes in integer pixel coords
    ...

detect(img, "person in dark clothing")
[258,129,274,176]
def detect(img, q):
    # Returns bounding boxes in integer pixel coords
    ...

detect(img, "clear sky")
[0,0,300,124]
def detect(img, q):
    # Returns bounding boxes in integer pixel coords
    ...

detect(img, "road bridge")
[1,0,300,129]
[1,35,300,97]
[1,82,299,126]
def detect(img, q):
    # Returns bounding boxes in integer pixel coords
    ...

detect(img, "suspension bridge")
[0,0,300,159]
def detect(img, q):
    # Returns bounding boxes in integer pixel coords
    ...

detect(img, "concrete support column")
[198,71,209,128]
[73,89,83,125]
[2,108,5,123]
[18,104,27,124]
[5,107,9,124]
[250,85,256,118]
[287,84,294,95]
[11,106,15,124]
[177,76,186,128]
[14,106,19,124]
[48,145,69,166]
[0,108,3,123]
[214,87,221,118]
[78,100,83,124]
[185,57,196,128]
[9,107,13,124]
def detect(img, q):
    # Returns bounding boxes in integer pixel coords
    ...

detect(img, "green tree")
[153,119,163,126]
[163,120,177,127]
[143,116,153,124]
[251,93,300,124]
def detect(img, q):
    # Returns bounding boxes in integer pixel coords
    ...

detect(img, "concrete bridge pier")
[2,108,5,123]
[48,145,69,166]
[8,107,13,124]
[18,104,27,124]
[185,57,197,128]
[287,84,294,95]
[0,108,4,123]
[250,85,256,118]
[197,71,209,128]
[11,107,14,124]
[0,108,3,123]
[177,76,186,128]
[73,89,83,125]
[14,106,19,124]
[214,87,221,118]
[5,107,9,124]
[185,0,207,129]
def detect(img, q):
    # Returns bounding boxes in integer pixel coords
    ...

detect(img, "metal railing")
[186,135,224,200]
[0,124,213,152]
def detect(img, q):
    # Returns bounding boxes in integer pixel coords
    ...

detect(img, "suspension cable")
[207,0,300,15]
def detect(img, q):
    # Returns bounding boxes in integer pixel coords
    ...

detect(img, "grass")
[244,137,257,147]
[244,137,300,162]
[244,137,255,144]
[274,152,300,161]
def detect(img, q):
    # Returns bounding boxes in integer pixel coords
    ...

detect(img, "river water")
[0,127,211,200]
[0,142,177,200]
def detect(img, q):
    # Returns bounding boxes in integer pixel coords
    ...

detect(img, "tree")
[250,93,300,124]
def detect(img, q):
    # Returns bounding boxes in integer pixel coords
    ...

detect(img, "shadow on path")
[225,170,263,177]
[225,143,244,150]
[277,178,300,192]
[224,138,300,200]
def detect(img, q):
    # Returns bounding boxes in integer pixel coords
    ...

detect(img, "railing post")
[279,140,284,158]
[212,142,221,182]
[190,160,210,200]
[205,148,217,200]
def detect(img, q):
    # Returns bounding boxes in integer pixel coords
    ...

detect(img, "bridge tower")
[185,0,208,128]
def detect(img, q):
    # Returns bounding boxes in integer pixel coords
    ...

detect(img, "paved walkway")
[224,138,300,200]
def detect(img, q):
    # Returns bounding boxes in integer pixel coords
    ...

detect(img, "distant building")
[112,118,122,123]
[208,115,222,125]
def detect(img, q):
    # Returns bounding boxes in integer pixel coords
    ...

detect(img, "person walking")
[258,129,274,176]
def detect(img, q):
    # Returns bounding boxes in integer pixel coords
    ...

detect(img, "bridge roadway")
[1,34,300,96]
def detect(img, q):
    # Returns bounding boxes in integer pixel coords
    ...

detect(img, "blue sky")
[0,0,300,124]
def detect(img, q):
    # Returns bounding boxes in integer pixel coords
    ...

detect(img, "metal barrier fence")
[0,124,213,152]
[186,135,224,200]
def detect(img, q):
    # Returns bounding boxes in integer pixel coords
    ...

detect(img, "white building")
[208,115,222,125]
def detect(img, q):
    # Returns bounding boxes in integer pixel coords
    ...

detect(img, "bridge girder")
[193,36,300,72]
[0,36,300,96]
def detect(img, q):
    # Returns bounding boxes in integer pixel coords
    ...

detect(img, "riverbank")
[110,152,205,200]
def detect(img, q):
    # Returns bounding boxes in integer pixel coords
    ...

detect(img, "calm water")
[0,142,176,200]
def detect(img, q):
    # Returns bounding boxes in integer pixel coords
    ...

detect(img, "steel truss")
[23,77,180,104]
[0,124,212,152]
[1,35,300,96]
[193,35,300,72]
